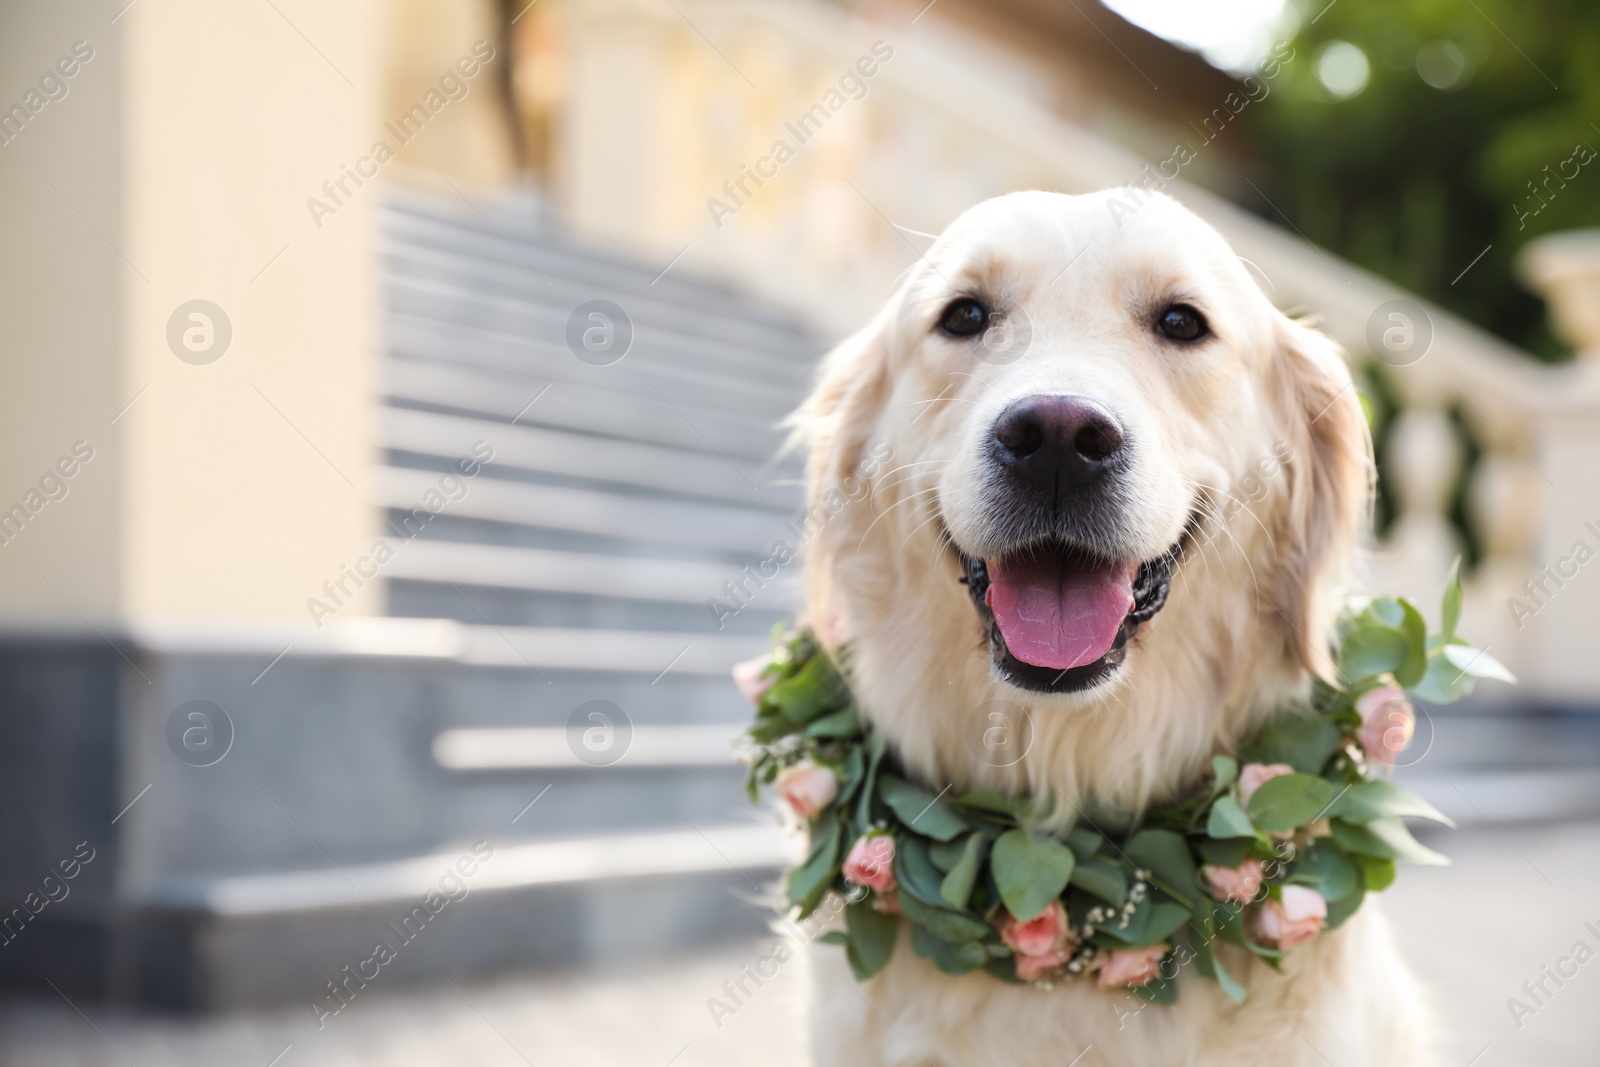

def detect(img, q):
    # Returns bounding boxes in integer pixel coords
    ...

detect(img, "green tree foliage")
[1247,0,1600,360]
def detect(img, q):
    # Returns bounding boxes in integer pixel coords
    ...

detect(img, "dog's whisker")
[945,370,995,390]
[898,504,947,553]
[877,459,951,480]
[855,486,940,551]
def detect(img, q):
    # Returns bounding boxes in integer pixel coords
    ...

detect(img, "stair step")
[383,191,808,333]
[383,539,753,606]
[383,250,820,370]
[383,358,793,461]
[434,724,743,771]
[376,467,795,556]
[137,823,790,917]
[387,311,802,418]
[383,406,801,507]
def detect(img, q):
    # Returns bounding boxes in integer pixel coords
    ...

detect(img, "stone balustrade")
[542,0,1600,706]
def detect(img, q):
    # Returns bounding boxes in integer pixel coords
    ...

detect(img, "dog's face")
[799,190,1369,800]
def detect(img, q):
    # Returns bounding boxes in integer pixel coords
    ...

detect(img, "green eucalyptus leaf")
[1194,836,1255,868]
[817,930,849,946]
[769,657,830,724]
[1441,556,1463,640]
[1367,597,1404,628]
[909,924,987,974]
[749,713,799,744]
[856,733,887,830]
[983,955,1026,984]
[1207,795,1258,840]
[1210,755,1239,796]
[1441,643,1517,684]
[1193,934,1247,1005]
[898,890,992,944]
[1410,649,1476,704]
[1330,817,1449,866]
[1069,858,1128,905]
[879,777,968,842]
[1065,827,1105,861]
[894,835,951,906]
[806,705,861,738]
[1238,712,1342,775]
[954,789,1027,818]
[940,833,987,910]
[1394,599,1429,688]
[1322,879,1366,930]
[1339,623,1409,684]
[1357,854,1397,892]
[836,745,866,808]
[1095,892,1152,945]
[928,838,966,872]
[1247,773,1338,834]
[1130,974,1179,1004]
[992,828,1076,921]
[787,813,841,915]
[1143,901,1193,945]
[1123,829,1199,908]
[1328,780,1454,826]
[845,900,899,979]
[1288,841,1358,901]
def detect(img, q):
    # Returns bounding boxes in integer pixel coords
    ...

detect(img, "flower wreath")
[736,562,1512,1002]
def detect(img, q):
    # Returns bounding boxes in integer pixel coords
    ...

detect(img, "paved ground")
[2,820,1596,1066]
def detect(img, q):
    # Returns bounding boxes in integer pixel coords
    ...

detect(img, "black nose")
[991,394,1126,489]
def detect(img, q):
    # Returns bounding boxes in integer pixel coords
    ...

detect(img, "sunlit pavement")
[3,820,1595,1067]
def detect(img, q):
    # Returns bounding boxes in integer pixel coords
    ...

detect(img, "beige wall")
[0,0,384,623]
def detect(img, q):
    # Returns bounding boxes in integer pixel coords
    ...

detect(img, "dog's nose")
[991,394,1125,488]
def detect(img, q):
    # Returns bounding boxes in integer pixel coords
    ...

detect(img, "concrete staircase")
[0,187,820,1009]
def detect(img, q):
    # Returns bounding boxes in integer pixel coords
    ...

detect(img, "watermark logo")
[1506,919,1600,1030]
[1507,521,1600,631]
[166,700,234,767]
[0,440,94,548]
[964,699,1033,768]
[975,306,1032,367]
[566,300,632,367]
[166,300,232,365]
[1365,299,1432,367]
[567,699,632,767]
[0,40,94,149]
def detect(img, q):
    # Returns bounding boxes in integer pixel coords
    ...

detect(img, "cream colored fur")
[791,190,1431,1066]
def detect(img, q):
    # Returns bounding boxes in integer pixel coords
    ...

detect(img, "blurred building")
[0,0,1596,1011]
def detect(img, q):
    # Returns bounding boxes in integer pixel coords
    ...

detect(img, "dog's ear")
[787,309,895,640]
[1267,316,1373,679]
[791,309,894,507]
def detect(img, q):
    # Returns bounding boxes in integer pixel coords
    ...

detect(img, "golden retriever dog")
[792,190,1428,1066]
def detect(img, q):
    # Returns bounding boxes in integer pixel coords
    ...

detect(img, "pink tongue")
[985,553,1135,670]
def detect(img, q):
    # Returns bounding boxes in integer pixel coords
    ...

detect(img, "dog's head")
[795,190,1370,803]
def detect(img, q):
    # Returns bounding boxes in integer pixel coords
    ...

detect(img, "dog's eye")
[1156,304,1208,342]
[937,298,989,338]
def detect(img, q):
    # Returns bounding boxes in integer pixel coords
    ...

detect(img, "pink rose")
[1202,858,1266,904]
[1253,884,1327,950]
[1356,684,1415,767]
[842,834,897,894]
[1238,762,1296,805]
[1095,944,1168,989]
[732,657,776,706]
[775,762,838,821]
[998,901,1075,979]
[1015,944,1074,982]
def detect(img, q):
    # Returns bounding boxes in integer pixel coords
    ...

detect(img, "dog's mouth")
[958,536,1183,694]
